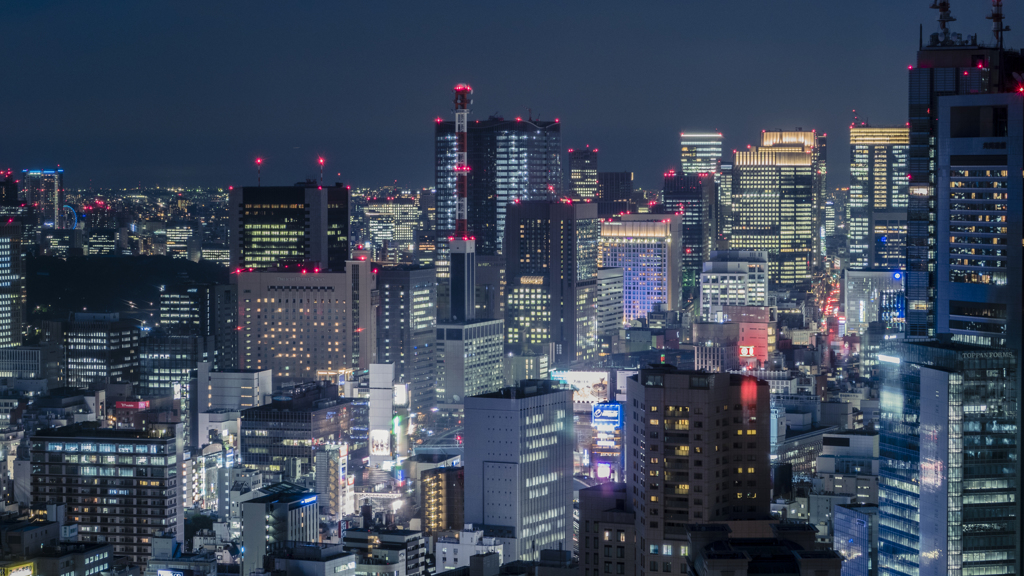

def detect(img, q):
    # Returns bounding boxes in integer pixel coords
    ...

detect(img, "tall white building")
[435,319,505,413]
[679,132,723,174]
[195,363,271,412]
[596,267,624,335]
[599,215,682,324]
[699,250,769,322]
[463,381,573,562]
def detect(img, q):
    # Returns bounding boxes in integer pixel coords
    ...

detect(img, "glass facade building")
[569,146,599,200]
[879,342,1017,576]
[435,117,562,277]
[848,126,909,270]
[599,216,682,324]
[730,130,826,287]
[679,133,723,175]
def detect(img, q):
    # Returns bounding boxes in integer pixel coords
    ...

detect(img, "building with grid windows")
[233,259,377,381]
[936,93,1022,356]
[833,503,878,576]
[596,267,624,336]
[569,146,599,200]
[21,168,64,229]
[505,201,598,367]
[57,313,140,389]
[229,183,349,271]
[29,423,184,566]
[730,130,826,287]
[599,215,682,325]
[662,171,716,292]
[0,222,25,348]
[435,117,561,277]
[624,367,771,575]
[597,171,633,203]
[878,342,1017,576]
[376,265,437,414]
[365,195,421,263]
[435,319,504,415]
[464,381,573,562]
[848,126,909,270]
[679,133,723,175]
[698,250,769,322]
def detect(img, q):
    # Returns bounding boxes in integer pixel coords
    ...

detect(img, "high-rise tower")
[905,0,1024,338]
[848,126,909,270]
[569,146,599,200]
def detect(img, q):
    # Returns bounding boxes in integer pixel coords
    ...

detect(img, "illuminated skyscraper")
[504,201,598,367]
[58,313,140,389]
[435,116,561,274]
[878,342,1017,576]
[463,380,573,561]
[21,168,63,228]
[228,183,349,271]
[905,4,1024,339]
[365,195,420,262]
[0,222,24,347]
[699,250,769,322]
[569,146,598,200]
[679,132,723,174]
[662,170,716,290]
[376,265,437,414]
[599,215,682,324]
[730,130,826,287]
[233,258,377,381]
[848,126,909,270]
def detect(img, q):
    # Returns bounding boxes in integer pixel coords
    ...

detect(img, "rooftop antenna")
[987,0,1009,49]
[255,157,263,187]
[931,1,956,42]
[318,157,325,187]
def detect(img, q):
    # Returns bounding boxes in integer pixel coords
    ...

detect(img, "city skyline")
[6,2,1015,190]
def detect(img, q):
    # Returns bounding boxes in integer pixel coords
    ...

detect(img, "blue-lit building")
[878,341,1017,576]
[834,503,878,576]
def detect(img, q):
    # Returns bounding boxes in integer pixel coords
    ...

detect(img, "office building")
[368,363,398,468]
[376,265,437,413]
[698,250,769,322]
[422,466,465,535]
[595,268,623,336]
[679,132,723,174]
[165,221,200,262]
[239,384,354,480]
[30,423,184,565]
[625,367,771,574]
[599,215,682,324]
[138,333,200,398]
[848,127,909,270]
[464,381,573,562]
[0,222,25,348]
[21,169,63,229]
[905,9,1024,338]
[435,318,504,412]
[662,171,716,290]
[692,312,771,372]
[936,92,1022,355]
[228,182,349,271]
[878,342,1017,576]
[578,483,635,576]
[0,344,63,383]
[233,259,377,380]
[366,195,421,262]
[0,171,17,207]
[57,313,139,389]
[834,503,879,576]
[730,130,826,287]
[240,487,319,576]
[87,228,119,256]
[435,115,562,274]
[717,162,734,245]
[597,172,633,202]
[265,542,358,576]
[33,542,115,576]
[343,529,427,576]
[435,527,504,571]
[505,201,599,367]
[569,146,599,200]
[195,363,271,412]
[475,254,506,321]
[159,282,238,369]
[681,524,841,575]
[843,269,904,336]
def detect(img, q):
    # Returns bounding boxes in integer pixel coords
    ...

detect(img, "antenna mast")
[453,84,473,238]
[987,0,1010,49]
[931,1,956,42]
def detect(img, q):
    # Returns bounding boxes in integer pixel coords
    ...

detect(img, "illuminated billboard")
[369,429,391,457]
[551,370,610,404]
[592,403,623,430]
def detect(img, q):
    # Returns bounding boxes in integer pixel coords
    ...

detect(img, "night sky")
[5,1,1020,191]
